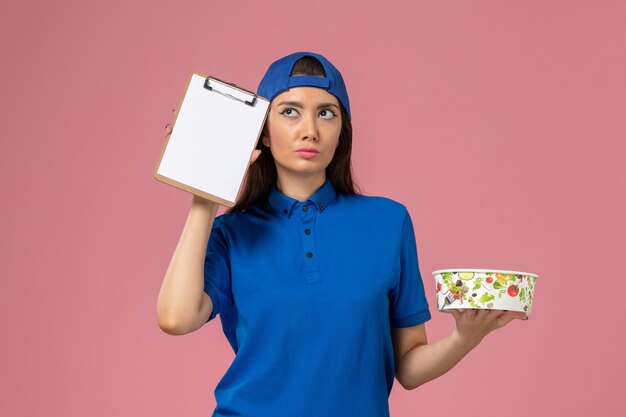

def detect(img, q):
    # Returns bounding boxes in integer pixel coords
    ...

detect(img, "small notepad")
[154,74,270,206]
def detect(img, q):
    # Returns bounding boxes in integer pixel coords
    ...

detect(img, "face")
[262,86,342,181]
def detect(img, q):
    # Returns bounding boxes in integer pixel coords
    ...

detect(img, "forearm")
[156,197,219,333]
[398,330,481,390]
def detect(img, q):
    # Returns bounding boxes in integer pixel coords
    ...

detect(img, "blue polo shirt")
[203,178,431,417]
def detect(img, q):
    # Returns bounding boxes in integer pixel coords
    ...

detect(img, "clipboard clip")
[204,76,257,107]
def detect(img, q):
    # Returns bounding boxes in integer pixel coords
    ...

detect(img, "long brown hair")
[226,56,361,214]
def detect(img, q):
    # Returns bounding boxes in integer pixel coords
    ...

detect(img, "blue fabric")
[287,75,330,89]
[204,178,431,417]
[256,51,352,119]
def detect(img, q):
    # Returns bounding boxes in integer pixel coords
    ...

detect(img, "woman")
[157,51,526,417]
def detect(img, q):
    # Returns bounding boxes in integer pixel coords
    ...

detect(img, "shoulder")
[211,211,242,236]
[344,193,409,221]
[213,210,248,227]
[212,208,267,237]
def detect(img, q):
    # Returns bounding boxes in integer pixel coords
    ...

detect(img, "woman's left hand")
[449,309,527,348]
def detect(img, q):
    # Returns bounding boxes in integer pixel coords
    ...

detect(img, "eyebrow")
[275,101,340,110]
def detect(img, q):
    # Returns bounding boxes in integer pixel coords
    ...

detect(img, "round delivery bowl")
[432,269,538,316]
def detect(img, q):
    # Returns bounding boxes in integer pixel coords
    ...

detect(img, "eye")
[279,108,299,118]
[319,109,337,120]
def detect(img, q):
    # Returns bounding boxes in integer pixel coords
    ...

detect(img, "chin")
[278,161,328,177]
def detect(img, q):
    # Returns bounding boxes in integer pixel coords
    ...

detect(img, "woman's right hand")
[249,149,262,166]
[165,107,177,137]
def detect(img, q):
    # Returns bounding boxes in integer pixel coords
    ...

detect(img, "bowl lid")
[432,268,538,279]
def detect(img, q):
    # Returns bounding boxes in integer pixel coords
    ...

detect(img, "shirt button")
[283,208,288,214]
[319,203,324,210]
[306,252,313,258]
[302,205,308,212]
[305,229,311,235]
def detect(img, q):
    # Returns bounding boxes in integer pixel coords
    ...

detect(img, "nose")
[299,111,319,141]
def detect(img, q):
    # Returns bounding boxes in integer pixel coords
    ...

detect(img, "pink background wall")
[2,1,624,415]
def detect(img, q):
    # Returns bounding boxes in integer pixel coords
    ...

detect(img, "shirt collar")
[268,177,338,218]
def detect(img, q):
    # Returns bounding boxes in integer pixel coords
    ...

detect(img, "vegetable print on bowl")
[432,269,538,316]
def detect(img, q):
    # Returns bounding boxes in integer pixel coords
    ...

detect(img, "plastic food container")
[432,269,538,315]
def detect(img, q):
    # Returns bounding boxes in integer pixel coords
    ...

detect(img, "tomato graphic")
[507,285,520,297]
[486,277,493,283]
[437,283,442,292]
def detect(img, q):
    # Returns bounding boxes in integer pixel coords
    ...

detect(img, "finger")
[496,311,527,327]
[513,312,528,321]
[474,309,489,320]
[466,309,478,320]
[250,149,262,165]
[499,311,526,320]
[486,309,504,320]
[455,308,470,318]
[448,309,461,321]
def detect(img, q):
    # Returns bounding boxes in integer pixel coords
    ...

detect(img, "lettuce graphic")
[479,293,495,303]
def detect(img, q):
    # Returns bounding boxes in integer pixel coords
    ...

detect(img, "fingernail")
[523,317,529,320]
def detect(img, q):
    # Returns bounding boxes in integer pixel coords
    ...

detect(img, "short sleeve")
[203,216,232,323]
[389,208,432,328]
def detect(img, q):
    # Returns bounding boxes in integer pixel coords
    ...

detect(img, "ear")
[262,133,270,147]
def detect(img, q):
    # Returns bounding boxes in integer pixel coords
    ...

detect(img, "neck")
[276,172,326,202]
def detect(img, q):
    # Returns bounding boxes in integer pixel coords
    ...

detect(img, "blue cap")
[257,51,351,119]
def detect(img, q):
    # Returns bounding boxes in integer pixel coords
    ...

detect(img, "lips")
[297,147,319,153]
[296,148,319,159]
